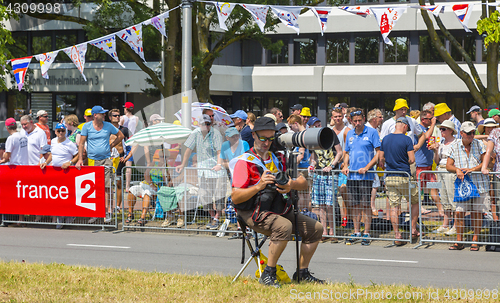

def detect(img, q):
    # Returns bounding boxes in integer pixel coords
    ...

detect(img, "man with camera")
[229,117,324,288]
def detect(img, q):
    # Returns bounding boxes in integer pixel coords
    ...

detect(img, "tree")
[0,0,16,91]
[418,0,499,107]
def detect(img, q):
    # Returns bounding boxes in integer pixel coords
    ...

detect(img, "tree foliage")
[0,0,16,91]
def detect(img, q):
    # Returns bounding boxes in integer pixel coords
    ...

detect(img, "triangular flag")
[270,6,301,34]
[452,4,473,33]
[371,7,407,46]
[240,4,269,33]
[339,6,371,18]
[417,5,445,17]
[10,56,33,91]
[213,2,235,31]
[117,24,146,62]
[143,11,169,38]
[34,51,59,79]
[309,7,331,36]
[63,43,87,81]
[89,35,125,68]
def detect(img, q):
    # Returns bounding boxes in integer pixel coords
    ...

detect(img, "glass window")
[449,95,475,122]
[355,36,379,63]
[419,34,445,63]
[8,32,28,58]
[242,40,262,66]
[32,34,52,56]
[7,92,28,121]
[267,97,289,117]
[355,96,380,117]
[55,32,77,62]
[294,38,316,64]
[297,96,317,116]
[327,96,351,114]
[268,38,288,64]
[241,96,263,115]
[385,36,408,63]
[56,94,77,121]
[450,34,476,62]
[326,38,349,64]
[356,0,379,3]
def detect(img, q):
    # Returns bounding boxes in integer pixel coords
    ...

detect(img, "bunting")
[10,56,32,91]
[418,5,445,17]
[143,12,169,38]
[271,6,302,34]
[240,4,269,33]
[371,7,407,46]
[213,2,235,31]
[452,4,473,33]
[118,24,146,62]
[89,35,125,68]
[339,6,371,17]
[309,7,331,36]
[63,44,88,81]
[34,51,59,79]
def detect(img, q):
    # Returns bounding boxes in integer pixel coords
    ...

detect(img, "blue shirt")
[294,147,311,168]
[345,126,380,180]
[240,125,254,149]
[220,139,249,161]
[380,133,414,177]
[81,121,119,160]
[415,124,434,167]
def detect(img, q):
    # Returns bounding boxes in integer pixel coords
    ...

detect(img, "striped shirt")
[448,139,488,193]
[184,127,224,178]
[449,115,462,139]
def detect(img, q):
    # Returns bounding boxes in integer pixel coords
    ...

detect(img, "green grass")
[0,261,497,302]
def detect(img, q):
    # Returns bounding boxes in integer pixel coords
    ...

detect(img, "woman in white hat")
[481,118,500,222]
[477,118,499,145]
[431,120,458,235]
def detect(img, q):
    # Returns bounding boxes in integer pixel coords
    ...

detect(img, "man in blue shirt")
[76,105,124,222]
[380,117,418,245]
[342,109,380,245]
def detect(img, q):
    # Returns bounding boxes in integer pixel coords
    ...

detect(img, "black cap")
[339,102,348,108]
[253,117,276,132]
[290,104,303,111]
[276,122,287,131]
[487,104,498,111]
[0,143,4,150]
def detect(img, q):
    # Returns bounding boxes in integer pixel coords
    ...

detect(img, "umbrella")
[125,122,192,147]
[174,102,233,128]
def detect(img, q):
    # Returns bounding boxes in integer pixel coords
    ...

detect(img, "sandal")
[470,244,480,251]
[449,243,465,251]
[137,218,147,226]
[125,214,134,224]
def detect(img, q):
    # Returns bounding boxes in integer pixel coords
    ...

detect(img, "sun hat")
[437,120,457,135]
[252,117,276,132]
[478,118,499,134]
[300,107,311,117]
[393,99,409,111]
[434,103,452,117]
[263,113,277,123]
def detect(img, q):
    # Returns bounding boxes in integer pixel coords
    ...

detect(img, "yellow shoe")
[176,218,184,228]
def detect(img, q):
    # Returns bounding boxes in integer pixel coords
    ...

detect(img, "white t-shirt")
[437,138,457,166]
[380,116,423,144]
[51,138,78,167]
[121,114,138,135]
[5,132,29,165]
[22,126,48,165]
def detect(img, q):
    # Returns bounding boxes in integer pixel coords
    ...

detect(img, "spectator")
[288,114,310,173]
[109,109,131,212]
[41,123,78,169]
[241,112,255,148]
[78,108,93,130]
[447,122,489,251]
[365,108,384,216]
[410,110,420,120]
[418,102,440,137]
[220,127,250,168]
[290,104,303,116]
[65,114,81,146]
[269,107,283,123]
[120,102,138,194]
[488,108,500,125]
[468,105,485,128]
[203,108,226,138]
[35,110,51,145]
[379,117,419,245]
[434,103,461,139]
[332,102,349,127]
[0,143,5,164]
[20,115,47,165]
[482,119,500,222]
[230,110,247,132]
[264,113,277,124]
[276,122,288,134]
[307,117,321,128]
[342,109,380,245]
[76,106,124,223]
[380,99,425,148]
[0,118,28,165]
[176,114,225,230]
[300,107,311,127]
[478,118,498,138]
[39,144,51,165]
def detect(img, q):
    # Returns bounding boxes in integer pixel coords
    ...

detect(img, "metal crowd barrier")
[415,170,500,249]
[1,165,118,231]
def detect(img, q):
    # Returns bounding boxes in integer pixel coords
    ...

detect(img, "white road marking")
[338,257,418,264]
[67,244,130,249]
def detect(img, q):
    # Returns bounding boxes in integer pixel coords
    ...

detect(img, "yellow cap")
[173,120,181,126]
[300,107,311,117]
[434,103,452,117]
[84,108,92,116]
[393,99,409,111]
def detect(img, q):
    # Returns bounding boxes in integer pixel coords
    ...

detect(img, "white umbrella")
[174,102,233,128]
[125,122,192,147]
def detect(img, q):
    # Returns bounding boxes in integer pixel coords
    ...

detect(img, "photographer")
[229,117,324,288]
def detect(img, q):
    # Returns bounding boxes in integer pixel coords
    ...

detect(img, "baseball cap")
[393,99,409,111]
[487,104,498,111]
[0,143,5,150]
[290,104,303,111]
[198,114,211,124]
[396,116,410,127]
[124,102,134,109]
[307,116,320,126]
[252,117,277,132]
[230,110,247,120]
[461,121,476,133]
[225,127,239,137]
[489,109,500,118]
[84,108,92,116]
[276,122,287,131]
[466,105,481,114]
[91,106,108,115]
[37,110,48,117]
[55,123,66,130]
[40,144,51,154]
[5,118,16,127]
[339,102,348,108]
[150,114,165,122]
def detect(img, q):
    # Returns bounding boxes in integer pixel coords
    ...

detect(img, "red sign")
[0,165,106,217]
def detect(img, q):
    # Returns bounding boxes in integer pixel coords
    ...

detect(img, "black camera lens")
[274,171,289,186]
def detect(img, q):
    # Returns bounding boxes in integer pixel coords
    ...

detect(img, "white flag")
[34,51,59,79]
[143,11,169,38]
[89,35,125,68]
[271,6,301,34]
[63,43,87,81]
[452,4,473,33]
[240,4,269,33]
[416,5,445,17]
[117,24,146,62]
[213,2,235,31]
[309,7,331,36]
[371,7,407,46]
[339,6,371,18]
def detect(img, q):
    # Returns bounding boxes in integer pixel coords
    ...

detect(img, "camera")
[272,171,289,186]
[276,127,334,150]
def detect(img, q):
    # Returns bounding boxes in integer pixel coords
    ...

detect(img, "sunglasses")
[111,114,120,117]
[41,115,48,118]
[204,122,212,126]
[208,115,214,118]
[463,130,475,136]
[421,118,431,121]
[55,129,65,133]
[350,110,362,117]
[439,128,448,132]
[256,133,275,142]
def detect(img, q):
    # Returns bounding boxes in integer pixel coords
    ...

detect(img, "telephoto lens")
[277,127,334,150]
